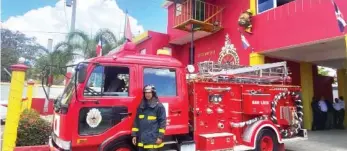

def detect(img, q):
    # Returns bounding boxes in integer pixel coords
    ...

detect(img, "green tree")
[1,29,46,82]
[318,66,330,76]
[33,41,76,85]
[32,28,124,84]
[67,28,124,59]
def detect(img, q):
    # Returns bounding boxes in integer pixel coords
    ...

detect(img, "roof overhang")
[262,36,347,69]
[132,31,150,44]
[162,0,174,8]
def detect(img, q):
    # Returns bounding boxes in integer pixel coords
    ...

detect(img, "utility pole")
[65,0,76,86]
[70,0,77,32]
[43,39,53,113]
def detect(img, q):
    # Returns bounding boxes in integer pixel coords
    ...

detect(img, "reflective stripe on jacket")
[131,98,166,147]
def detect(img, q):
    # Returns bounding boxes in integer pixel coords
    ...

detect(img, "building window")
[140,49,146,54]
[84,66,129,97]
[257,0,294,14]
[176,3,182,16]
[143,68,177,96]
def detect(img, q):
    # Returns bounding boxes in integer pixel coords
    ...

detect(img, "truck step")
[164,141,177,145]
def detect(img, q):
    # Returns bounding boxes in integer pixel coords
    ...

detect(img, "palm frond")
[94,28,118,47]
[67,30,90,43]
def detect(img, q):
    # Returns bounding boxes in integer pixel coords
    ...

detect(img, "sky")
[1,0,168,47]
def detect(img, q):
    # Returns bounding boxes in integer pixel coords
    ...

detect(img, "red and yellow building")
[132,0,347,130]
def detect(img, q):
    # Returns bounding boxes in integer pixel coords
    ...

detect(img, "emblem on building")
[218,34,240,65]
[86,108,102,128]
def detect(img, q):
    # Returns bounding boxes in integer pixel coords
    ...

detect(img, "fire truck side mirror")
[77,64,87,83]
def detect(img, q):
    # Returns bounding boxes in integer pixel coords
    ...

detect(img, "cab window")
[84,65,129,96]
[143,68,177,96]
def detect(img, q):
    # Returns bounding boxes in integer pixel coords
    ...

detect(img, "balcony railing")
[173,0,224,32]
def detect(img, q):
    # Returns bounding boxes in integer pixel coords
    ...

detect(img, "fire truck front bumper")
[282,129,308,143]
[49,134,72,151]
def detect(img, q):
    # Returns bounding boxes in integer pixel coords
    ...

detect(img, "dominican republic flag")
[332,0,346,32]
[96,38,102,57]
[241,33,250,50]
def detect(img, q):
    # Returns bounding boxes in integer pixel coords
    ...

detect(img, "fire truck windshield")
[59,74,76,105]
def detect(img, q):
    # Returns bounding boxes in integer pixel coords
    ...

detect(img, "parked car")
[0,100,8,125]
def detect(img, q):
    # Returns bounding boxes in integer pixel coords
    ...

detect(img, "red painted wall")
[249,0,347,52]
[167,0,346,61]
[31,98,54,115]
[312,67,334,101]
[167,4,190,42]
[135,31,170,55]
[151,31,170,54]
[14,145,49,151]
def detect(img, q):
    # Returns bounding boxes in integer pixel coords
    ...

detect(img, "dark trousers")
[318,112,327,130]
[312,111,320,130]
[335,109,345,129]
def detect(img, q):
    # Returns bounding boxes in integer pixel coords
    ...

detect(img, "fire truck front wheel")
[255,129,279,151]
[105,141,135,151]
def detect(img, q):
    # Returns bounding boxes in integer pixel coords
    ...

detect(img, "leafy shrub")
[16,109,52,146]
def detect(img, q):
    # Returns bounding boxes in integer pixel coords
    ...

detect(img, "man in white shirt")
[318,97,328,130]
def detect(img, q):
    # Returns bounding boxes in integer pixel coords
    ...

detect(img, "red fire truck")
[49,42,307,151]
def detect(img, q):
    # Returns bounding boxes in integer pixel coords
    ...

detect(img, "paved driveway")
[286,130,347,151]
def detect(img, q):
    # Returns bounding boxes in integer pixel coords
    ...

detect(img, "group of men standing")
[312,96,345,130]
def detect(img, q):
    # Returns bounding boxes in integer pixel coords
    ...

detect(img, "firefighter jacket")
[131,98,167,149]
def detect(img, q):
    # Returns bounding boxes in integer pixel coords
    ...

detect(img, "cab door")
[71,63,140,147]
[139,65,189,135]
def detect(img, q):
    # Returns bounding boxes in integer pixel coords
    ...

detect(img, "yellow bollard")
[20,99,27,113]
[2,63,28,151]
[26,80,35,109]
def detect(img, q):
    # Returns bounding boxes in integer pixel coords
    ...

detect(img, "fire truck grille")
[280,106,295,125]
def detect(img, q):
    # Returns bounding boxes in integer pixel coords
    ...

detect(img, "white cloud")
[1,0,144,49]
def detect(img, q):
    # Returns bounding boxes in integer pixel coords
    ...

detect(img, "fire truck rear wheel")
[255,129,279,151]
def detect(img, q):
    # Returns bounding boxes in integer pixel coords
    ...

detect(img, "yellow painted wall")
[300,62,314,130]
[250,0,257,15]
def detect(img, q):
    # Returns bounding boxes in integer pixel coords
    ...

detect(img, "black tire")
[104,140,136,151]
[255,129,279,151]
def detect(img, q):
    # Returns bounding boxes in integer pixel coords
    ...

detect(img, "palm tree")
[66,28,124,59]
[33,28,124,83]
[33,41,75,82]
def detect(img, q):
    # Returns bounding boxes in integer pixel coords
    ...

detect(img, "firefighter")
[131,85,167,151]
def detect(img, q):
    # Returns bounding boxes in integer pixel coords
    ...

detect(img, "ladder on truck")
[197,61,289,84]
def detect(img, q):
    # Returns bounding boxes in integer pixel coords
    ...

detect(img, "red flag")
[96,39,102,57]
[125,15,132,42]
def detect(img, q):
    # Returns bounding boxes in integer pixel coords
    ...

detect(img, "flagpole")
[124,10,128,41]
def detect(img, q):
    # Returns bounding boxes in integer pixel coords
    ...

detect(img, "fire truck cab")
[49,42,307,151]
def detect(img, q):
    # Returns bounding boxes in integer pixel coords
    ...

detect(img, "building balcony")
[171,0,224,33]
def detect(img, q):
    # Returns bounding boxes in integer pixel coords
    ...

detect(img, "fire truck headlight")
[187,65,195,73]
[218,96,222,102]
[209,95,223,103]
